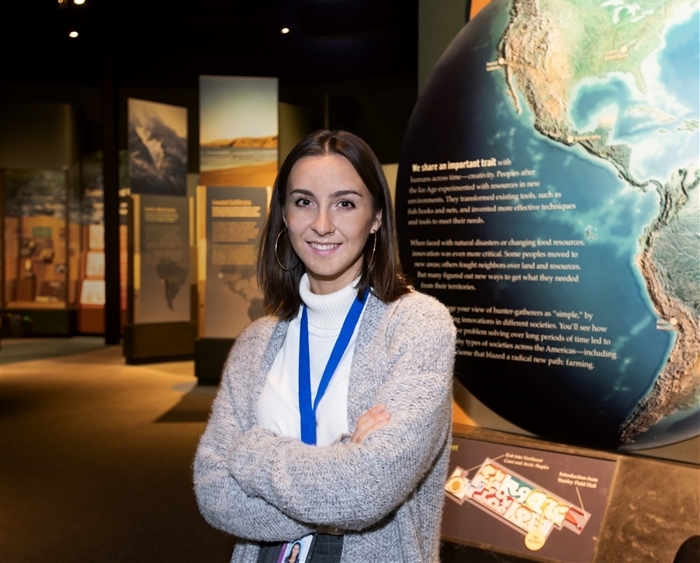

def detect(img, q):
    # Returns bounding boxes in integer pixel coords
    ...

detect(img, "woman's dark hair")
[258,129,410,320]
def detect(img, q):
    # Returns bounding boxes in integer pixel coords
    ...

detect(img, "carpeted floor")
[1,336,110,365]
[1,338,236,563]
[0,337,561,563]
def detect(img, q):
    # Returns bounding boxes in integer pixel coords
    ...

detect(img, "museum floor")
[1,337,517,563]
[1,337,238,563]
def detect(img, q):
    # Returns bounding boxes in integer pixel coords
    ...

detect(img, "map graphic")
[201,186,267,339]
[442,438,615,562]
[396,0,699,449]
[445,458,591,546]
[135,195,190,324]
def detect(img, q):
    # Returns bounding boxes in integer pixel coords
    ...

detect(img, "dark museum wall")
[0,0,444,170]
[0,101,78,170]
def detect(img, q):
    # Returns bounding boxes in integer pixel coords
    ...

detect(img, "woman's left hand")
[350,403,391,445]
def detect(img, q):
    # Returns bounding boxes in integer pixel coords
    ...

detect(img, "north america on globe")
[396,0,699,449]
[499,0,699,442]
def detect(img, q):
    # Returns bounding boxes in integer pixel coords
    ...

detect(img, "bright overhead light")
[281,27,290,34]
[69,31,79,38]
[74,0,86,4]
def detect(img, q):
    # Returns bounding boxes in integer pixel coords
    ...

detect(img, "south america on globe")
[396,0,699,450]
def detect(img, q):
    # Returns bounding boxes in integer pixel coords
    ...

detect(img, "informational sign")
[85,251,105,277]
[199,76,278,188]
[132,194,191,324]
[395,0,700,450]
[80,279,106,306]
[128,99,188,197]
[197,186,268,338]
[88,224,104,250]
[443,437,616,563]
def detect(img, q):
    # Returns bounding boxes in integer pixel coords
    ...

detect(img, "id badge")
[274,534,315,563]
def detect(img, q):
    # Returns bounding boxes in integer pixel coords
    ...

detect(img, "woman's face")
[290,543,300,558]
[284,154,381,295]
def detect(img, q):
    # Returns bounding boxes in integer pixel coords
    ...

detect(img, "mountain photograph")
[128,99,187,196]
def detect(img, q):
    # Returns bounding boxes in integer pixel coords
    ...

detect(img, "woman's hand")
[350,404,391,444]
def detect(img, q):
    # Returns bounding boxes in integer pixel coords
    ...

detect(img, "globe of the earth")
[395,0,699,450]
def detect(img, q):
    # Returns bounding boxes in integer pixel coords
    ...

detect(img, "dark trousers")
[308,534,344,563]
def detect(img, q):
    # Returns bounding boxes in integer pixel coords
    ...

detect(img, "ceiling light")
[74,0,86,4]
[281,27,290,34]
[69,31,79,38]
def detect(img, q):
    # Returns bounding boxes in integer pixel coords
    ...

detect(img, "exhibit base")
[77,307,128,335]
[123,322,196,364]
[1,307,76,336]
[194,337,234,386]
[77,306,104,334]
[442,424,700,563]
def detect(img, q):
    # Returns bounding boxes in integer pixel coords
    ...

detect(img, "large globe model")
[395,0,699,450]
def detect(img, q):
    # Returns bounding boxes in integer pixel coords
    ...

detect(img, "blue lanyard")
[298,290,368,446]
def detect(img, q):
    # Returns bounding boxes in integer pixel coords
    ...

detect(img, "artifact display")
[75,152,131,331]
[3,169,78,308]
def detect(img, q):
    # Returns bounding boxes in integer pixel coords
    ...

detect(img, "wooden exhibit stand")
[194,337,234,386]
[123,321,196,364]
[1,306,77,336]
[122,195,195,364]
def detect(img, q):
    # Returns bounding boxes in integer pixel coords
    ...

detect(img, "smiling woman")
[194,130,457,563]
[260,130,411,320]
[283,154,382,295]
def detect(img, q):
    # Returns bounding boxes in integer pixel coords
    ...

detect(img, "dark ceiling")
[1,0,419,88]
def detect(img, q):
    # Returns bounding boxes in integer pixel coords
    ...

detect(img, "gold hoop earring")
[367,231,378,270]
[275,228,297,271]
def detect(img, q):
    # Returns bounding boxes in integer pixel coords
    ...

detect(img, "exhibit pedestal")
[77,305,104,334]
[77,307,128,335]
[443,424,700,563]
[1,307,76,336]
[194,337,234,386]
[123,322,196,364]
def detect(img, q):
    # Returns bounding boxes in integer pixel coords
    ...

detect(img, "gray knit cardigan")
[193,290,456,562]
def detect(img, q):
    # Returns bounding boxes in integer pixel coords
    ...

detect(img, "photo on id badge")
[277,535,314,563]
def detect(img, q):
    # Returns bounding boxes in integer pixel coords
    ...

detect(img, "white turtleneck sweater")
[256,275,366,447]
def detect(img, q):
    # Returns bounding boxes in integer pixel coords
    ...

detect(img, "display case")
[2,168,80,334]
[75,151,130,334]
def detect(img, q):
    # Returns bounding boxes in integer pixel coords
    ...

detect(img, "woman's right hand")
[350,403,391,445]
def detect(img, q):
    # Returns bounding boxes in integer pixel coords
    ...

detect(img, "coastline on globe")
[396,0,700,450]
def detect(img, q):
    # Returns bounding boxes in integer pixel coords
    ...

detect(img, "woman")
[285,542,302,563]
[194,130,456,562]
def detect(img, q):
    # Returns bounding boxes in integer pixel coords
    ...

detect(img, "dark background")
[1,0,422,165]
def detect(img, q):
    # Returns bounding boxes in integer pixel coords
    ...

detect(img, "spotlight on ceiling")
[74,0,86,5]
[69,31,79,38]
[281,27,290,34]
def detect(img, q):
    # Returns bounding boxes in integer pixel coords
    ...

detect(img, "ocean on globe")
[395,0,699,450]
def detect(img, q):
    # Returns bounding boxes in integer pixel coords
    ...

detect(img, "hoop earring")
[367,231,378,270]
[275,228,297,271]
